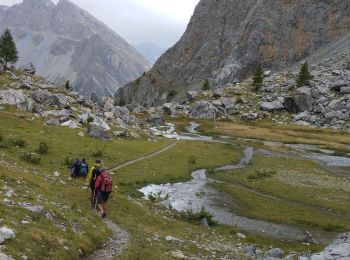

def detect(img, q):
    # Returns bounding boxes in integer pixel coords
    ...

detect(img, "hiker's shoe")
[101,213,106,219]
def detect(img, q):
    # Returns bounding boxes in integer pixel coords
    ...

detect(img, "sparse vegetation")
[91,145,106,157]
[188,155,196,165]
[21,152,41,164]
[179,207,217,226]
[36,141,49,154]
[247,168,276,180]
[297,61,313,87]
[11,137,26,147]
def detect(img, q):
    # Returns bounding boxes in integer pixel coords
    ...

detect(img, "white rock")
[61,120,79,129]
[0,227,15,244]
[53,171,60,177]
[165,236,183,242]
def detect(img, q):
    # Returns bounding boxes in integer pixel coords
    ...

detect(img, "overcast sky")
[0,0,199,48]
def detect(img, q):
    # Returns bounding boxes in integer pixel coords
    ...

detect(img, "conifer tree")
[65,80,71,90]
[202,80,210,91]
[297,62,312,87]
[0,29,18,70]
[253,65,263,91]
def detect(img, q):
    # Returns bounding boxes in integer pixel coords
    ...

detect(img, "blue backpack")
[80,163,88,175]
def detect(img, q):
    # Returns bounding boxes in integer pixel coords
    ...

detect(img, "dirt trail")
[86,142,178,259]
[109,141,178,172]
[85,219,130,260]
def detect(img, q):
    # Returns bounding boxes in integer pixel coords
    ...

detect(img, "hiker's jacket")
[87,163,101,185]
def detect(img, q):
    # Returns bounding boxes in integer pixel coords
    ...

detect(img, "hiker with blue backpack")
[80,159,89,179]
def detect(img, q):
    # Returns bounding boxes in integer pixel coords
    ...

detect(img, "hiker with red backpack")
[94,169,113,218]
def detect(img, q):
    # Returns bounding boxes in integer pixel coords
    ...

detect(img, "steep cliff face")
[115,0,350,107]
[0,0,150,97]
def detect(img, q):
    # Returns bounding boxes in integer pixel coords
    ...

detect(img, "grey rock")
[331,80,348,91]
[186,91,198,101]
[87,122,110,140]
[147,115,165,126]
[19,63,36,75]
[200,217,209,228]
[163,103,177,116]
[189,101,218,120]
[0,89,33,111]
[0,227,15,244]
[244,245,257,257]
[265,248,284,258]
[42,109,70,118]
[0,0,149,97]
[78,112,93,124]
[260,98,284,112]
[0,252,13,260]
[165,236,183,243]
[113,131,129,138]
[61,120,79,129]
[340,87,350,94]
[46,118,60,125]
[241,112,259,121]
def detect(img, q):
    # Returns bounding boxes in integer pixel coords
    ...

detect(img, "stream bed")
[140,123,350,243]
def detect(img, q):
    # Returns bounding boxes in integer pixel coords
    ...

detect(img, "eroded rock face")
[115,0,350,107]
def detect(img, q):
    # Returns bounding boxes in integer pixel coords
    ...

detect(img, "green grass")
[210,155,350,233]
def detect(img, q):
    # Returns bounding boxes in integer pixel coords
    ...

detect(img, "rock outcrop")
[115,0,350,107]
[0,0,150,97]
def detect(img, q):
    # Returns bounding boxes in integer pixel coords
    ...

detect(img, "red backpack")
[100,171,113,193]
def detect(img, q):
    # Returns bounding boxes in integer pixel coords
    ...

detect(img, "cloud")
[0,0,199,47]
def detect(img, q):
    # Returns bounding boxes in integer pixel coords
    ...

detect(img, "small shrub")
[37,141,49,154]
[236,96,243,104]
[180,207,217,226]
[87,116,94,124]
[11,138,26,148]
[92,145,106,157]
[21,152,41,164]
[0,142,8,149]
[202,80,210,91]
[147,191,163,203]
[62,156,74,166]
[0,133,3,142]
[322,223,345,232]
[188,155,196,165]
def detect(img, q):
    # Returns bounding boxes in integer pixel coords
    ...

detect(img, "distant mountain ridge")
[0,0,150,97]
[134,42,166,65]
[115,0,350,107]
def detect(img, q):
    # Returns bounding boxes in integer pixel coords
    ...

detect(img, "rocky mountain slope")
[139,48,350,131]
[0,0,150,97]
[115,0,350,107]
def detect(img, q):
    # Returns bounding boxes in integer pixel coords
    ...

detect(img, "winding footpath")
[86,141,178,259]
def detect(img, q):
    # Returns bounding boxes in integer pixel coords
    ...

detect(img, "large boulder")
[260,97,284,112]
[189,101,218,120]
[0,89,33,111]
[163,103,177,116]
[147,114,165,125]
[284,87,313,113]
[87,122,110,139]
[19,63,36,75]
[112,106,137,124]
[32,89,70,108]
